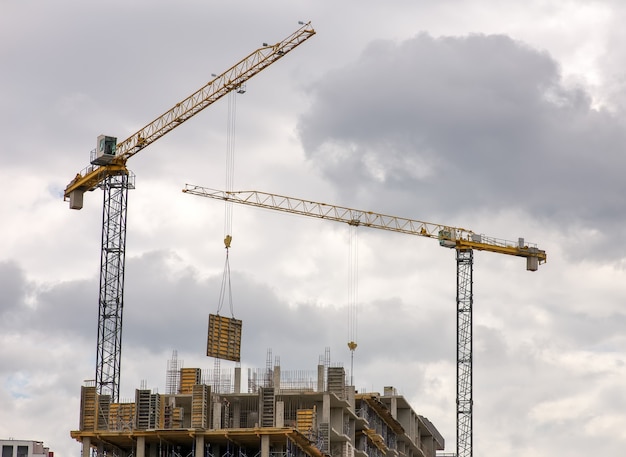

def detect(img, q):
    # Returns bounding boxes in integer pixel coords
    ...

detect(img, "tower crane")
[62,22,315,407]
[181,186,547,457]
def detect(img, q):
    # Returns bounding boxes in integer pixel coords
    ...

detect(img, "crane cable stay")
[180,186,547,457]
[61,22,316,407]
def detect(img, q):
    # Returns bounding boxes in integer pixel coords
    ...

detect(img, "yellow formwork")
[296,408,315,432]
[79,386,97,431]
[109,403,135,430]
[192,384,211,428]
[180,368,201,394]
[207,314,242,362]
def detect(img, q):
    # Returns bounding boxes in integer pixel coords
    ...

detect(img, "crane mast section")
[182,186,547,266]
[64,22,316,200]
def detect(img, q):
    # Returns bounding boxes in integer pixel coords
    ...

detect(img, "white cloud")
[2,1,626,456]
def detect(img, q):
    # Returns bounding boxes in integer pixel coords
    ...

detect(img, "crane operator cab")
[91,135,117,165]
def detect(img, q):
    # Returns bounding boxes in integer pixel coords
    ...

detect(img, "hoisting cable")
[348,217,360,386]
[217,90,238,318]
[212,90,240,389]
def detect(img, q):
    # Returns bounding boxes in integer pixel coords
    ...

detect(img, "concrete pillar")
[233,398,241,428]
[195,435,205,457]
[322,393,331,422]
[347,386,355,410]
[273,365,281,390]
[234,366,241,393]
[261,435,270,457]
[81,438,91,457]
[276,401,284,427]
[213,401,222,429]
[136,436,145,457]
[317,364,325,392]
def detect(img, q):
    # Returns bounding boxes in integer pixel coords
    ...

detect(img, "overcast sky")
[2,1,626,455]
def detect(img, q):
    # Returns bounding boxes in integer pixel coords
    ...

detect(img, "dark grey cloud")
[0,0,313,175]
[0,261,95,364]
[2,245,624,456]
[0,261,27,318]
[118,250,456,369]
[298,33,626,261]
[4,2,626,455]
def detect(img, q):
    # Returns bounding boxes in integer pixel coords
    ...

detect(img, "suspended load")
[207,314,242,362]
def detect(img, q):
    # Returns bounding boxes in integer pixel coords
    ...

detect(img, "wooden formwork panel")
[135,389,160,429]
[191,384,211,429]
[180,367,201,394]
[109,403,135,430]
[207,314,242,362]
[171,406,184,429]
[80,386,97,431]
[162,403,172,429]
[327,367,346,398]
[296,408,315,432]
[163,403,184,429]
[149,393,160,429]
[97,395,111,430]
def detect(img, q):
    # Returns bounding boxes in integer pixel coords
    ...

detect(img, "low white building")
[0,440,52,457]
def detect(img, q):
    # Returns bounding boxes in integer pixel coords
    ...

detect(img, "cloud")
[0,261,27,318]
[298,33,626,261]
[3,2,626,456]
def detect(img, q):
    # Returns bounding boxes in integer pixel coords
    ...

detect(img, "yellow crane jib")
[64,22,316,209]
[181,185,547,271]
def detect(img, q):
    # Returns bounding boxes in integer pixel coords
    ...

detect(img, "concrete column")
[81,439,91,457]
[276,401,284,427]
[322,393,331,422]
[261,435,270,457]
[234,366,241,393]
[136,436,145,457]
[273,365,281,390]
[347,387,355,410]
[317,365,325,392]
[233,398,241,428]
[213,401,222,429]
[195,435,205,457]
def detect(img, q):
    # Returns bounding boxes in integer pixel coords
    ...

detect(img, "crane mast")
[63,23,315,408]
[182,186,546,457]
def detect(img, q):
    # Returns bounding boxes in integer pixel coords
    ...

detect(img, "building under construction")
[71,353,444,457]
